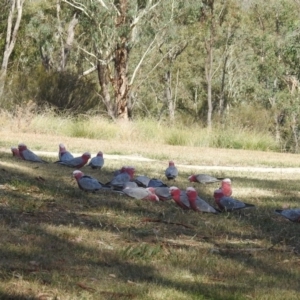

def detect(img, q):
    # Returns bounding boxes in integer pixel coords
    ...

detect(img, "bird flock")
[10,143,300,223]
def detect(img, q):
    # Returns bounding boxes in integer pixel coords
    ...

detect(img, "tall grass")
[0,108,279,152]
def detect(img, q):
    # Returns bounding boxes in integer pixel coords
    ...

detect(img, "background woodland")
[2,0,300,152]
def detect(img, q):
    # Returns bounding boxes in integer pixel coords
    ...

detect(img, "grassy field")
[1,127,300,299]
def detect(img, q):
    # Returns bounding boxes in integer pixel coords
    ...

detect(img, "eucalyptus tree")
[246,0,300,150]
[61,0,164,120]
[0,0,26,101]
[195,0,241,129]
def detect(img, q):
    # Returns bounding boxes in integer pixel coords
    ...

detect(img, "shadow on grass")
[1,152,300,298]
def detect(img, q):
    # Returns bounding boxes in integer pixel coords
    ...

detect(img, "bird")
[123,186,159,201]
[134,175,151,187]
[188,174,222,184]
[18,143,48,163]
[11,147,22,159]
[165,161,178,181]
[275,208,300,223]
[186,187,219,214]
[108,167,135,190]
[58,143,74,162]
[169,186,190,210]
[88,151,104,169]
[221,178,232,197]
[147,186,172,201]
[123,181,138,189]
[147,178,168,188]
[213,188,255,212]
[72,170,103,192]
[56,152,91,168]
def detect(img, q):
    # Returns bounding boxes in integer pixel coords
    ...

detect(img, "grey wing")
[280,209,300,222]
[59,156,82,167]
[220,197,246,211]
[134,175,151,187]
[23,149,44,162]
[165,166,178,179]
[60,151,74,162]
[180,191,190,208]
[123,187,149,200]
[89,156,104,168]
[111,173,130,189]
[196,196,218,213]
[198,174,219,183]
[155,187,172,200]
[79,176,102,191]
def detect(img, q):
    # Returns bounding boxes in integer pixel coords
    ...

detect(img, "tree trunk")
[164,70,175,122]
[0,0,25,100]
[205,39,213,130]
[114,42,129,120]
[97,62,115,119]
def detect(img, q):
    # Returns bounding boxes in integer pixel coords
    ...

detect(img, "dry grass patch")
[0,137,300,299]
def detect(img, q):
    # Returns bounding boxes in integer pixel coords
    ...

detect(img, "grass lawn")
[0,132,300,299]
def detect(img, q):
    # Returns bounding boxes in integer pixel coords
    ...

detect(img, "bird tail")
[275,209,283,214]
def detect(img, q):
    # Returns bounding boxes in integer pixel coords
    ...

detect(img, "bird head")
[59,143,67,152]
[11,147,19,156]
[213,189,224,203]
[18,143,27,151]
[188,175,196,182]
[169,186,180,198]
[169,161,175,167]
[82,152,91,159]
[186,187,197,201]
[73,170,84,180]
[97,151,103,157]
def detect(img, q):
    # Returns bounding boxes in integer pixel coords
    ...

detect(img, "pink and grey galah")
[56,152,91,168]
[123,186,159,201]
[72,170,103,192]
[165,161,178,181]
[18,143,48,163]
[58,143,74,162]
[221,178,232,197]
[186,187,219,214]
[11,147,22,159]
[169,186,190,210]
[188,174,222,184]
[147,186,172,201]
[109,167,135,190]
[275,208,300,223]
[88,151,104,169]
[213,188,255,212]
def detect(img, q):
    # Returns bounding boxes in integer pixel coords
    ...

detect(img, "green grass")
[0,147,300,299]
[0,109,279,152]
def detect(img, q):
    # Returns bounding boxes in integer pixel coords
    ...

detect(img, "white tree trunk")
[0,0,25,100]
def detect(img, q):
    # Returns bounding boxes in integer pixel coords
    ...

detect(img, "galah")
[109,167,135,190]
[88,151,104,169]
[72,170,103,192]
[169,186,190,210]
[134,175,151,187]
[188,174,222,184]
[58,143,74,162]
[275,208,300,223]
[123,187,159,201]
[165,161,178,181]
[213,188,255,212]
[123,181,138,189]
[148,186,172,201]
[186,187,219,214]
[56,152,91,168]
[18,143,48,163]
[147,178,168,188]
[221,178,232,197]
[11,147,22,159]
